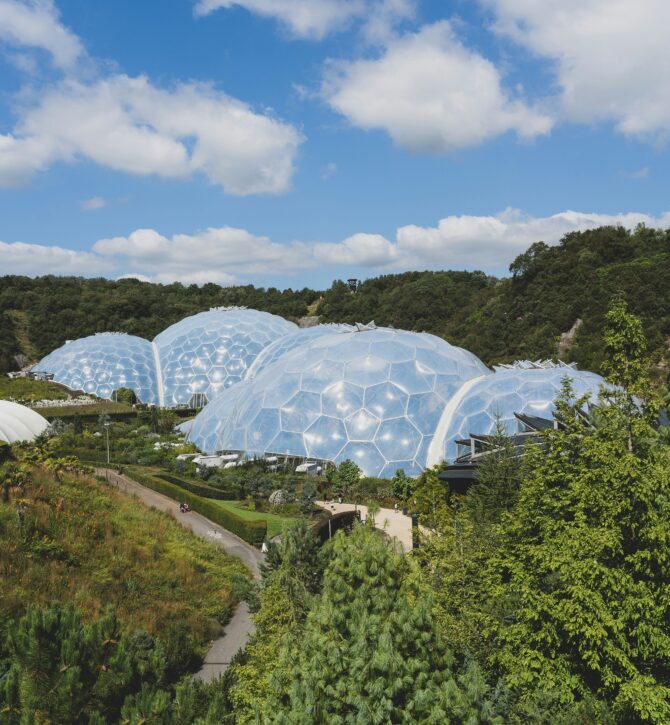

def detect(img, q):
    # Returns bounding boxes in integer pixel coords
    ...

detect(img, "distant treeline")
[1,224,669,375]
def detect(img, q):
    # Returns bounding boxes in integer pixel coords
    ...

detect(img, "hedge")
[156,473,240,501]
[125,467,267,547]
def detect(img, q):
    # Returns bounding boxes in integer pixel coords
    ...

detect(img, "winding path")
[316,500,413,551]
[95,469,262,681]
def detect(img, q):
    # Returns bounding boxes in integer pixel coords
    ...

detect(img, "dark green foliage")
[155,473,240,500]
[392,468,413,501]
[420,305,670,722]
[0,311,19,374]
[0,275,319,363]
[274,525,504,723]
[0,603,166,723]
[466,420,521,525]
[113,387,138,405]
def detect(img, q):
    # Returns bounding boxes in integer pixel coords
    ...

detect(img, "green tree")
[273,524,503,723]
[466,418,520,526]
[485,384,670,720]
[114,387,138,406]
[0,603,165,723]
[333,458,361,500]
[232,520,325,722]
[413,465,449,530]
[392,468,413,501]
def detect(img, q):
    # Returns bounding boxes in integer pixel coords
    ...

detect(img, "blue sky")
[0,0,668,288]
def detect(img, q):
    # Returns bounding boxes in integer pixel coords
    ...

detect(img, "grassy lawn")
[211,499,296,539]
[0,376,69,402]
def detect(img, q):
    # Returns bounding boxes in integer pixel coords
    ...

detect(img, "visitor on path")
[261,541,269,554]
[394,503,399,513]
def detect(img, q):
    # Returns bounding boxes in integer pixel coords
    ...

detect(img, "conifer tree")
[0,603,165,723]
[275,525,503,723]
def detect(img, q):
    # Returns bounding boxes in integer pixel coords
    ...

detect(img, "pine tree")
[0,603,166,723]
[274,525,503,723]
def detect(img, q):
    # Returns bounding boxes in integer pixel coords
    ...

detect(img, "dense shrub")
[127,468,267,546]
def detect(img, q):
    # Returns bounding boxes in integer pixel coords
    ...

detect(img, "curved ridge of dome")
[0,401,50,444]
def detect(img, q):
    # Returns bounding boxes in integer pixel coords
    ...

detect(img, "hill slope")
[1,224,668,376]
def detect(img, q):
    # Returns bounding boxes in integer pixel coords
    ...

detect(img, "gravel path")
[95,469,262,681]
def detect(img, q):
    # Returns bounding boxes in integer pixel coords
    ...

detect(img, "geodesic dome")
[152,308,297,408]
[189,327,491,477]
[0,401,50,443]
[245,324,354,380]
[32,333,159,404]
[430,364,606,463]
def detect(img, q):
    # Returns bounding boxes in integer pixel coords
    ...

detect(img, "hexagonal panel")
[304,415,348,460]
[375,417,422,462]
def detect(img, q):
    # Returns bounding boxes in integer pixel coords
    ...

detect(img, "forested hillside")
[1,224,669,376]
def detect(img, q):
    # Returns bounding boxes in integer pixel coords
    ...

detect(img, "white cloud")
[0,75,303,194]
[194,0,414,41]
[486,0,670,138]
[391,209,670,269]
[0,0,83,70]
[0,239,112,276]
[93,226,311,283]
[3,209,668,283]
[81,196,105,211]
[324,22,553,153]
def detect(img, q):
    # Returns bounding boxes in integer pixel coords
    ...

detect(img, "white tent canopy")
[0,401,50,444]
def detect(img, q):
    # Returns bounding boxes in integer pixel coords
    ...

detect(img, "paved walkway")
[95,469,262,680]
[316,500,413,551]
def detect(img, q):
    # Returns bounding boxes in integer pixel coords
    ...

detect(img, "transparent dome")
[245,324,354,379]
[0,401,49,443]
[434,366,606,462]
[33,333,159,404]
[153,308,297,407]
[189,327,490,477]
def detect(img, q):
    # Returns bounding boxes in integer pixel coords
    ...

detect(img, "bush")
[127,468,267,547]
[156,473,240,500]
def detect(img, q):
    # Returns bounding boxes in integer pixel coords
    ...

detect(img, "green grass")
[0,465,249,664]
[211,499,295,539]
[0,376,69,402]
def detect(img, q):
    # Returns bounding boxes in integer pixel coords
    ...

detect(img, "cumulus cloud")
[195,0,414,41]
[0,239,112,276]
[486,0,670,138]
[0,75,303,193]
[0,0,84,70]
[391,209,670,269]
[324,22,553,153]
[80,196,105,211]
[3,209,668,283]
[93,226,310,283]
